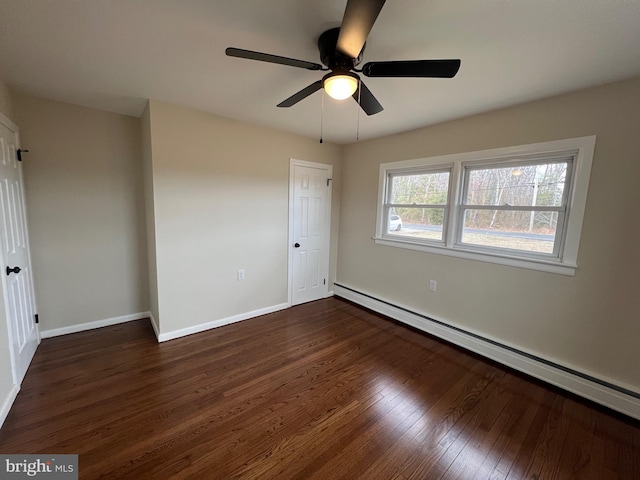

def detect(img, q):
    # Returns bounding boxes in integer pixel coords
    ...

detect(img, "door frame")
[0,111,40,386]
[287,158,332,306]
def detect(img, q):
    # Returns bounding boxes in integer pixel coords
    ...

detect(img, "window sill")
[373,236,577,276]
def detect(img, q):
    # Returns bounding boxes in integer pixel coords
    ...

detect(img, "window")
[458,157,571,257]
[375,136,596,275]
[384,169,451,241]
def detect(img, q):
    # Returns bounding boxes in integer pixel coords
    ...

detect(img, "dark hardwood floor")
[0,298,638,479]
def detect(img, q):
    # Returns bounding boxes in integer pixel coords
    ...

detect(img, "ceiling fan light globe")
[324,75,358,100]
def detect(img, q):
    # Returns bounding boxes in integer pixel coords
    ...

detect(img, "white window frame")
[383,165,453,245]
[374,136,596,276]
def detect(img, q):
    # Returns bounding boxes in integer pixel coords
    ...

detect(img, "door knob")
[294,243,300,248]
[6,266,21,276]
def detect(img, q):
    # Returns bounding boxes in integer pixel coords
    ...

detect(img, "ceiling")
[1,1,639,144]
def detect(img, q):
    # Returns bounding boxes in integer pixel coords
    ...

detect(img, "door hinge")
[327,178,333,187]
[324,279,326,285]
[16,149,29,162]
[34,314,39,324]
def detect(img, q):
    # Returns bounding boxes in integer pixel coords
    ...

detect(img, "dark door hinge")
[327,178,333,187]
[16,149,29,162]
[34,314,39,324]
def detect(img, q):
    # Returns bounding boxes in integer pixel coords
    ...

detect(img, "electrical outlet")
[237,269,245,281]
[429,279,437,292]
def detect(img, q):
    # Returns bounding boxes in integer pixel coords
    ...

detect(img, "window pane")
[465,162,567,207]
[387,207,445,241]
[460,209,556,254]
[390,171,449,205]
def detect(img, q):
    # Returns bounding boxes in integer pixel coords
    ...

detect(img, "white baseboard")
[148,312,160,341]
[334,284,640,420]
[40,312,151,338]
[0,384,19,430]
[157,302,290,342]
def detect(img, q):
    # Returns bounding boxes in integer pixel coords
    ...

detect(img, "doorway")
[288,159,332,306]
[0,113,39,386]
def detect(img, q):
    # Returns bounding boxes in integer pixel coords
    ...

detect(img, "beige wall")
[147,100,341,335]
[12,94,149,331]
[141,104,159,331]
[0,80,12,119]
[338,77,640,391]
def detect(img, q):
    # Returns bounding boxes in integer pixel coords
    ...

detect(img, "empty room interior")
[0,1,639,478]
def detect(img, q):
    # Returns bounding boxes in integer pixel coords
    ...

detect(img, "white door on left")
[0,116,38,385]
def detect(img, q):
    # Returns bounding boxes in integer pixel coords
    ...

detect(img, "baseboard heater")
[333,283,640,420]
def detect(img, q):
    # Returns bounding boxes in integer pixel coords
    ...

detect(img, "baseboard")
[148,312,160,341]
[157,302,291,342]
[40,312,151,338]
[0,384,20,430]
[333,284,640,420]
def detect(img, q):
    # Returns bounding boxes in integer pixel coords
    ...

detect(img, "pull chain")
[319,90,324,144]
[356,79,362,142]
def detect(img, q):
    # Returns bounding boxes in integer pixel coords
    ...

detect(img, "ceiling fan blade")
[226,47,323,71]
[362,59,461,78]
[277,80,324,108]
[337,0,387,59]
[353,81,383,115]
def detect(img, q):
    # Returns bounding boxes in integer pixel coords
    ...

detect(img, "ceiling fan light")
[324,74,358,100]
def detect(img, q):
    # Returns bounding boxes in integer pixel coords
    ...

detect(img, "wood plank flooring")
[0,298,638,479]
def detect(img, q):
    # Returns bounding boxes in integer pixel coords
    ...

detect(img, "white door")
[289,161,331,306]
[0,116,38,385]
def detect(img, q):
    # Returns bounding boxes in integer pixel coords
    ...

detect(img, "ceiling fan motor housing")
[318,27,364,70]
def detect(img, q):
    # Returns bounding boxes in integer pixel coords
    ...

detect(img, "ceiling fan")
[225,0,461,116]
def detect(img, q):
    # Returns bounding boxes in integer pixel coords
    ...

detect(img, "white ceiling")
[1,0,639,144]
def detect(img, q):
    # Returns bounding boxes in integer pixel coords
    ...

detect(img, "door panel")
[291,163,330,306]
[0,119,38,385]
